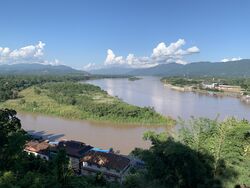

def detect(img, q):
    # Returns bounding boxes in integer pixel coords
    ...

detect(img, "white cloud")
[221,57,242,62]
[187,46,200,53]
[104,49,125,65]
[83,63,101,70]
[0,41,61,66]
[43,59,62,66]
[85,39,200,70]
[151,39,199,62]
[176,59,188,65]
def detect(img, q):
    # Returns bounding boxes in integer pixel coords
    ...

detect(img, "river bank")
[17,112,171,154]
[5,76,250,154]
[86,77,250,120]
[160,77,250,104]
[164,83,243,98]
[0,82,175,126]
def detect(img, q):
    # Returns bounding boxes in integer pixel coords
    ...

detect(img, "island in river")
[128,76,142,81]
[0,78,174,126]
[3,76,250,154]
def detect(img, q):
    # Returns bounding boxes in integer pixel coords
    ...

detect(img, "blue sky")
[0,0,249,69]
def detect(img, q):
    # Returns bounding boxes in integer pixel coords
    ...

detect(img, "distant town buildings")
[202,83,242,93]
[202,83,218,89]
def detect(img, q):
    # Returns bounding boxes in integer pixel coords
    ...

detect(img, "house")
[50,140,93,173]
[217,85,242,93]
[202,83,218,89]
[81,150,132,183]
[24,140,50,160]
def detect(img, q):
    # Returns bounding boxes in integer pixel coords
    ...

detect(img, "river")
[18,77,250,154]
[86,77,250,120]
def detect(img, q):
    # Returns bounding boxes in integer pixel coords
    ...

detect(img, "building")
[81,150,132,183]
[217,85,242,93]
[202,83,218,89]
[24,140,50,160]
[50,140,93,173]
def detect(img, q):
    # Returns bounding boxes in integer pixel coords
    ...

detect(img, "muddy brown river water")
[18,77,250,154]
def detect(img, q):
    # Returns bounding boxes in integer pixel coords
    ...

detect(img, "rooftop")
[50,140,93,158]
[81,150,131,172]
[25,140,49,154]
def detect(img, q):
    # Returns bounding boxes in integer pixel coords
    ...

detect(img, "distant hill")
[0,63,89,75]
[89,67,135,75]
[90,59,250,77]
[128,63,184,76]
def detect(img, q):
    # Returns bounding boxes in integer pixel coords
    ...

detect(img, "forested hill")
[90,67,135,75]
[0,63,89,75]
[130,59,250,77]
[129,59,250,77]
[90,59,250,77]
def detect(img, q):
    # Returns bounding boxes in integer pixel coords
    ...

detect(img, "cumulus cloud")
[84,39,200,70]
[221,57,242,62]
[43,59,62,66]
[83,63,101,70]
[104,49,125,65]
[151,39,199,63]
[0,41,61,66]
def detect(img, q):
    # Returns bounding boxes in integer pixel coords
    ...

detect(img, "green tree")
[179,117,250,186]
[131,134,222,188]
[0,171,18,188]
[0,109,27,171]
[53,149,72,188]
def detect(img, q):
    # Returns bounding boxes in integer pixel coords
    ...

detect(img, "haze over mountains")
[0,63,88,75]
[90,59,250,77]
[1,59,250,77]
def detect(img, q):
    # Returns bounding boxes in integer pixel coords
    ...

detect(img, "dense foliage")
[128,118,250,188]
[162,77,202,87]
[0,109,119,188]
[1,109,249,187]
[0,75,89,102]
[0,75,172,125]
[40,82,172,125]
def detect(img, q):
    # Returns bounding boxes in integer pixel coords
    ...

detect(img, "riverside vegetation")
[128,77,142,81]
[0,75,174,125]
[0,109,249,187]
[129,117,250,188]
[161,77,250,96]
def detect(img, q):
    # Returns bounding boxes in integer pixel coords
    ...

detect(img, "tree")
[179,117,250,186]
[53,149,72,188]
[0,171,17,188]
[131,134,222,188]
[0,109,27,171]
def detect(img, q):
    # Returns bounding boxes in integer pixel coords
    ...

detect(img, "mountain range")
[90,59,250,77]
[1,59,250,77]
[0,63,88,75]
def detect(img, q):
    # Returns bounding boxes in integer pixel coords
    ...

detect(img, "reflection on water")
[86,77,250,120]
[18,112,170,154]
[17,77,250,155]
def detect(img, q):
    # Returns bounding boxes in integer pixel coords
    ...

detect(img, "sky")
[0,0,249,69]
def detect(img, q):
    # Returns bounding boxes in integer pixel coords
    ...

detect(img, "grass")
[0,84,175,126]
[0,87,89,120]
